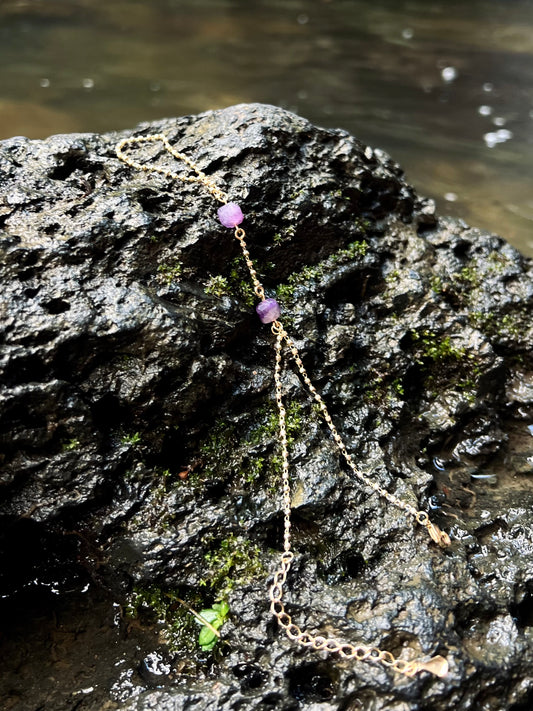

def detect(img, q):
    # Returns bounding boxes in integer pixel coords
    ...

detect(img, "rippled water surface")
[1,0,533,255]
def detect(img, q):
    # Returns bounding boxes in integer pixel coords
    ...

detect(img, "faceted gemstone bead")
[217,202,244,228]
[256,298,281,324]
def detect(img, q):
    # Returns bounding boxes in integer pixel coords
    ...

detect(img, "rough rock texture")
[1,104,533,711]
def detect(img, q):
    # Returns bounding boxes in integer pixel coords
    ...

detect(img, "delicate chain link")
[233,227,265,300]
[116,134,228,203]
[115,134,450,679]
[274,329,292,554]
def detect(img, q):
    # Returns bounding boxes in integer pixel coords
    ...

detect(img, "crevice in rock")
[42,297,71,314]
[510,587,533,630]
[317,549,367,585]
[324,266,383,307]
[0,517,90,598]
[509,688,533,711]
[232,663,268,693]
[286,661,336,703]
[2,353,49,385]
[49,150,103,182]
[23,286,40,298]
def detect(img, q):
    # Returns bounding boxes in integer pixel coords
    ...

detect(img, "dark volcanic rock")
[1,104,533,711]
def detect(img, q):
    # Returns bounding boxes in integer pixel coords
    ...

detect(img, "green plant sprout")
[195,601,230,651]
[157,261,182,285]
[126,587,230,654]
[121,431,141,446]
[204,275,230,298]
[412,330,465,364]
[61,438,80,452]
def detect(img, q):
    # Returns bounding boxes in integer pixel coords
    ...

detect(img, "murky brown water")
[1,0,532,255]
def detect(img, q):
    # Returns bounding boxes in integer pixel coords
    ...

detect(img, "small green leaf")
[195,601,231,652]
[197,608,220,626]
[212,601,230,617]
[198,626,217,650]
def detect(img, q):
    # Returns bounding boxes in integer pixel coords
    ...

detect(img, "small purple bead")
[217,202,244,228]
[256,298,281,324]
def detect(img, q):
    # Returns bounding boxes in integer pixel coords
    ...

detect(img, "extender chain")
[116,134,450,679]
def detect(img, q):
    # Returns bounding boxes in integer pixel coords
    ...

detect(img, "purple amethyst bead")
[217,202,244,228]
[256,298,281,324]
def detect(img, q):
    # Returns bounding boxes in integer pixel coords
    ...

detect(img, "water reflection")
[0,0,532,255]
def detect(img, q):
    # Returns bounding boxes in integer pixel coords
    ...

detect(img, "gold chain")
[115,133,450,679]
[116,134,228,203]
[271,324,448,678]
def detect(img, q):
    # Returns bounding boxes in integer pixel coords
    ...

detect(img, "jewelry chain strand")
[115,134,451,679]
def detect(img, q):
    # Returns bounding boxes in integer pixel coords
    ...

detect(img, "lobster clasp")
[414,655,449,678]
[427,522,451,548]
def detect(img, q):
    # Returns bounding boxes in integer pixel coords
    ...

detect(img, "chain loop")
[269,329,448,677]
[278,327,440,533]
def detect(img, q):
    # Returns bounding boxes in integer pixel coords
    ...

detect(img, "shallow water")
[1,0,533,255]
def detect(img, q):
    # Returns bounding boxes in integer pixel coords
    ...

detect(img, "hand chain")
[115,133,450,679]
[270,326,448,678]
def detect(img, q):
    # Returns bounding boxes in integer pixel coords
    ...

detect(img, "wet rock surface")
[1,103,533,711]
